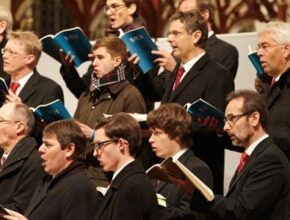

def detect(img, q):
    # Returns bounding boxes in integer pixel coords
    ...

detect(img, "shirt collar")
[172,148,188,161]
[12,71,33,95]
[112,159,135,180]
[245,134,269,156]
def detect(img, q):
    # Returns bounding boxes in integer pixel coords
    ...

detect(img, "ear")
[113,56,122,67]
[15,121,25,135]
[118,138,129,154]
[200,9,209,22]
[25,54,36,65]
[282,44,290,60]
[65,143,76,159]
[250,111,260,128]
[127,4,137,16]
[0,21,8,34]
[191,30,202,44]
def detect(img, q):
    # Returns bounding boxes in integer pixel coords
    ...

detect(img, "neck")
[114,155,134,173]
[11,69,32,81]
[181,47,204,64]
[2,136,24,154]
[245,129,267,150]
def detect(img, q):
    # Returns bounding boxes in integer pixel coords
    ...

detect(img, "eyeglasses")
[104,3,126,13]
[166,30,188,39]
[1,48,26,57]
[224,112,252,127]
[256,44,282,52]
[93,138,118,152]
[0,119,20,125]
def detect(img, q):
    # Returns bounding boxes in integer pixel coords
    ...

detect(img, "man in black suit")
[0,102,44,213]
[160,11,234,194]
[2,31,63,108]
[94,113,159,220]
[176,89,290,219]
[178,0,239,79]
[256,21,290,160]
[147,103,213,220]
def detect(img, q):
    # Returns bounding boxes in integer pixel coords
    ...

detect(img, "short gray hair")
[0,5,13,32]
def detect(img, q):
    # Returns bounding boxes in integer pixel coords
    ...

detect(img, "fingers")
[128,53,139,64]
[5,90,22,104]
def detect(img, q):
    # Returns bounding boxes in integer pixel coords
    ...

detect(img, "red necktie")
[270,78,276,89]
[237,152,248,174]
[10,82,20,93]
[173,66,184,91]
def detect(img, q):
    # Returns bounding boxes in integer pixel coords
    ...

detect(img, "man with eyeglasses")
[172,89,290,220]
[0,102,44,213]
[255,21,290,162]
[94,113,159,220]
[160,11,234,195]
[1,31,63,108]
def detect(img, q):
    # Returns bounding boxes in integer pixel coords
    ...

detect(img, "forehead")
[258,31,276,44]
[225,98,244,114]
[0,104,13,118]
[169,19,186,31]
[93,46,111,57]
[95,128,109,141]
[106,0,125,5]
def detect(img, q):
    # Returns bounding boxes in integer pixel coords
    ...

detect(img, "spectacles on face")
[256,43,282,52]
[166,30,188,39]
[224,112,252,127]
[104,3,126,14]
[0,119,20,126]
[93,138,118,152]
[1,48,26,57]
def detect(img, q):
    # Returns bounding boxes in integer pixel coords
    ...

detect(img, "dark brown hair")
[92,36,128,61]
[226,90,269,131]
[147,103,193,148]
[170,11,208,48]
[95,113,142,157]
[43,119,87,159]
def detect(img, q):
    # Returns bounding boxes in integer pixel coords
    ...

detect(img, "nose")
[38,144,45,153]
[223,121,230,132]
[93,148,99,158]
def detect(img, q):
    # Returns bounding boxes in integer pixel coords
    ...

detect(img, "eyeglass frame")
[93,138,119,152]
[104,3,127,14]
[256,43,283,52]
[1,48,27,57]
[224,112,253,127]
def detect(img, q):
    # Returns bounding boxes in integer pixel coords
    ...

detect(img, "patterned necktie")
[237,152,248,174]
[173,66,185,91]
[10,82,20,93]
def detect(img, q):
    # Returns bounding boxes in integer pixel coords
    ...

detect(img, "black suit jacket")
[25,161,99,220]
[95,160,159,220]
[205,34,239,79]
[162,53,234,194]
[266,67,290,160]
[157,149,213,220]
[0,137,44,213]
[17,69,64,108]
[191,137,290,220]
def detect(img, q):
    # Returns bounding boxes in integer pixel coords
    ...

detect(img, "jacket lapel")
[19,70,39,103]
[227,138,271,196]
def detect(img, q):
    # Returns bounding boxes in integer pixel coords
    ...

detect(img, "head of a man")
[178,0,215,25]
[167,11,208,63]
[39,119,87,176]
[3,31,42,78]
[257,21,290,78]
[224,90,269,148]
[105,0,141,29]
[0,102,35,152]
[93,113,141,172]
[90,36,127,78]
[147,103,193,159]
[0,5,13,39]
